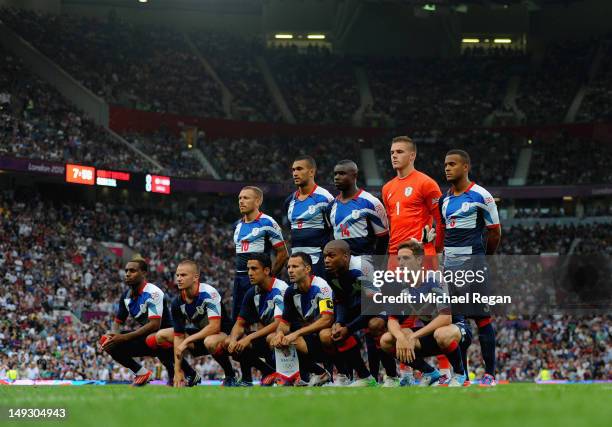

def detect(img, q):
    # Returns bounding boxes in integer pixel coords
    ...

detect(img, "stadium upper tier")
[2,9,611,127]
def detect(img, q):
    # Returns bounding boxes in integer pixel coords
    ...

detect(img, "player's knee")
[222,336,231,349]
[380,332,394,352]
[367,317,386,337]
[319,328,333,346]
[203,335,218,352]
[433,327,447,345]
[434,327,458,347]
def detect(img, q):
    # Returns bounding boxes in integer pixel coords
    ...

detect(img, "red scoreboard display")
[145,174,171,194]
[65,164,171,195]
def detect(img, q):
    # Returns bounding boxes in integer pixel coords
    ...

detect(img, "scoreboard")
[65,164,171,195]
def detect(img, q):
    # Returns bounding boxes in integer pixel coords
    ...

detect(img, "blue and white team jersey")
[171,283,231,334]
[285,185,334,264]
[328,189,389,256]
[115,282,172,328]
[238,277,289,325]
[281,276,334,326]
[233,212,285,273]
[439,182,500,261]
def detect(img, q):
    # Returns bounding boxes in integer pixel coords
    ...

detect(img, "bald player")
[328,160,399,384]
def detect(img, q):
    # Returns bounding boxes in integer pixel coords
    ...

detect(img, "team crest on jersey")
[196,305,205,316]
[351,210,360,220]
[252,227,260,236]
[461,202,470,212]
[308,205,316,214]
[404,187,413,197]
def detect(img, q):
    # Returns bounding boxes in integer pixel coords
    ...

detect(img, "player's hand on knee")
[332,326,349,342]
[227,338,238,354]
[271,333,284,348]
[396,335,410,363]
[281,332,298,347]
[406,337,417,363]
[235,336,251,353]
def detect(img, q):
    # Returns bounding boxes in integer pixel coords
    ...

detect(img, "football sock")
[477,319,496,377]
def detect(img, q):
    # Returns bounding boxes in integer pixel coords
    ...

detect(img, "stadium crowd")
[0,187,610,382]
[1,9,224,117]
[365,52,525,129]
[577,37,612,123]
[515,38,595,124]
[374,129,522,186]
[0,47,152,172]
[191,31,280,123]
[201,135,360,185]
[266,46,360,124]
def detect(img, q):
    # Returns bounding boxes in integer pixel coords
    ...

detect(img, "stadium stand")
[0,46,151,172]
[1,9,224,117]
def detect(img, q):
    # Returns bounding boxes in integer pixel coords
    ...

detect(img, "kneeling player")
[100,259,175,386]
[321,240,380,387]
[154,260,237,387]
[379,240,471,387]
[270,252,334,386]
[224,253,287,386]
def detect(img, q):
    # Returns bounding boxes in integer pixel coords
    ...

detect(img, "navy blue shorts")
[232,274,252,322]
[303,333,326,362]
[413,322,472,358]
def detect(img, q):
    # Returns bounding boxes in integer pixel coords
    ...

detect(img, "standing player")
[224,253,288,386]
[154,260,237,387]
[233,186,288,322]
[440,149,501,386]
[382,135,444,257]
[270,252,334,386]
[285,155,334,277]
[381,135,449,377]
[100,259,174,386]
[328,159,398,383]
[329,160,389,263]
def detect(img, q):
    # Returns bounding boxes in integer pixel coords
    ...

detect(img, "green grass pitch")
[1,384,610,427]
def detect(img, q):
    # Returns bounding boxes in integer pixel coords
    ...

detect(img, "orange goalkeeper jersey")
[382,169,442,255]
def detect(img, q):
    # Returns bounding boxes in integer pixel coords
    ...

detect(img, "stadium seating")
[200,135,360,185]
[1,9,224,117]
[265,46,361,124]
[374,129,523,186]
[190,31,281,123]
[365,51,526,129]
[0,47,152,172]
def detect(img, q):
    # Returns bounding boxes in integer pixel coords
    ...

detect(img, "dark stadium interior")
[0,0,610,386]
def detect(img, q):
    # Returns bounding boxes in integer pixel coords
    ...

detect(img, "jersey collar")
[295,184,318,199]
[449,181,475,196]
[396,169,417,181]
[243,211,263,223]
[296,275,314,293]
[337,188,363,203]
[259,277,275,293]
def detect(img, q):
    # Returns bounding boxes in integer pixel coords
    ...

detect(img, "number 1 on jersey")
[396,201,400,216]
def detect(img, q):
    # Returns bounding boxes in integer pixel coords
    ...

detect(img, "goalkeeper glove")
[421,225,436,244]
